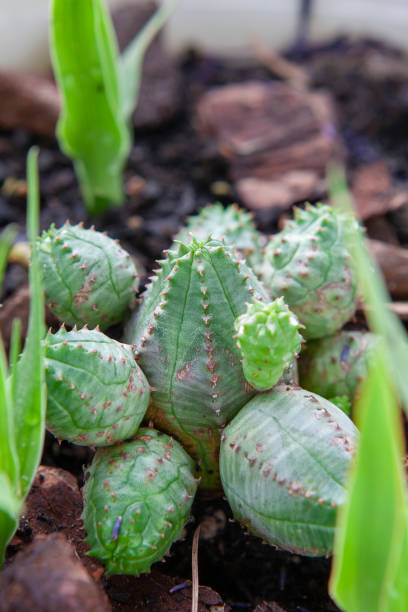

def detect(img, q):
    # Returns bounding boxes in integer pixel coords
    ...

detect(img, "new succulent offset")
[234,297,303,391]
[37,202,365,576]
[45,327,150,446]
[125,237,269,489]
[262,204,359,340]
[83,429,198,575]
[220,387,358,556]
[38,222,139,330]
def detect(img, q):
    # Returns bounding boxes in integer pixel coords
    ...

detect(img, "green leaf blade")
[12,148,46,499]
[50,0,129,213]
[330,350,408,611]
[0,473,21,566]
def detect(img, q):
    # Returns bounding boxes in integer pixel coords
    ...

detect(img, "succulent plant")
[220,386,358,556]
[328,395,352,416]
[37,222,139,330]
[174,203,264,273]
[262,204,359,340]
[125,238,270,489]
[234,297,303,391]
[299,330,377,403]
[82,428,198,575]
[45,327,150,446]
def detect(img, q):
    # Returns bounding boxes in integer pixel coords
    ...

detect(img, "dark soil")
[2,31,408,612]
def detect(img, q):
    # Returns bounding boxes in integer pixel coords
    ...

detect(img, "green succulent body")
[299,331,377,402]
[83,428,198,575]
[220,387,358,556]
[174,203,264,273]
[234,297,303,391]
[38,223,139,330]
[125,239,270,489]
[262,204,358,340]
[45,327,149,446]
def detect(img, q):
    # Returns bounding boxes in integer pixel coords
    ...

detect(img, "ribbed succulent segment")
[45,327,149,446]
[125,238,270,489]
[220,387,358,556]
[262,204,358,340]
[234,297,303,390]
[37,223,139,330]
[299,331,377,402]
[82,428,198,575]
[174,203,264,273]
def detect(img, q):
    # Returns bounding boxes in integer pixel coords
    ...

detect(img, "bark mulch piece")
[195,80,343,212]
[0,533,111,612]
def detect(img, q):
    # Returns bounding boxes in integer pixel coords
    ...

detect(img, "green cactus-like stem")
[262,204,358,340]
[45,327,149,446]
[234,297,303,391]
[220,387,358,556]
[38,222,139,330]
[83,428,198,575]
[125,238,270,490]
[174,203,265,274]
[299,330,377,402]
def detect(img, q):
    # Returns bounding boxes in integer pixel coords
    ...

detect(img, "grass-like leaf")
[12,147,46,498]
[0,223,18,297]
[329,167,408,611]
[330,349,408,610]
[50,0,179,215]
[120,0,181,121]
[50,0,129,214]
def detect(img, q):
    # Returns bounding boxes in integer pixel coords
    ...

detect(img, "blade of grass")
[120,0,181,120]
[0,339,19,493]
[0,473,21,565]
[329,166,408,412]
[50,0,129,213]
[9,318,21,383]
[0,223,18,297]
[329,167,408,611]
[12,147,46,498]
[330,349,408,611]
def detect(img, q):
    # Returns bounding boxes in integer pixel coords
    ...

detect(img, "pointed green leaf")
[50,0,129,213]
[12,147,46,498]
[0,223,17,297]
[120,0,180,120]
[329,167,408,412]
[0,340,19,493]
[330,350,408,611]
[0,472,21,566]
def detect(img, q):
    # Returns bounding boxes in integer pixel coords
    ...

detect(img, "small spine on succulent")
[37,222,139,330]
[45,326,150,446]
[82,428,198,575]
[234,298,303,391]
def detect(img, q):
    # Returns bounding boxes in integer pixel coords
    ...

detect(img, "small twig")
[250,37,309,89]
[191,524,201,612]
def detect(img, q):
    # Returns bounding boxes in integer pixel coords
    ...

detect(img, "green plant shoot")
[329,167,408,611]
[50,0,179,215]
[0,147,46,565]
[0,224,18,297]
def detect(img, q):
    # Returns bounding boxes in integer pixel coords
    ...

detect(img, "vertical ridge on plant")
[125,238,270,489]
[83,428,198,575]
[220,387,358,556]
